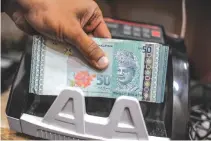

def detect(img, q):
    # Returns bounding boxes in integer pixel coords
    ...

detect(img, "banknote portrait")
[113,50,140,95]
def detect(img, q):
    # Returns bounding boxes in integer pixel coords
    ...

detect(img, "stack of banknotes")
[29,36,169,103]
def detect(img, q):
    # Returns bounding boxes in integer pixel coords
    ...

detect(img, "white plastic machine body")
[7,87,169,140]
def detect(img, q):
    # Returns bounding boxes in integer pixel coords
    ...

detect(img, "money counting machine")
[6,18,190,140]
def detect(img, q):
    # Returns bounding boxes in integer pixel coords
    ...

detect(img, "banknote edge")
[150,44,160,102]
[29,35,46,95]
[37,36,46,95]
[160,46,169,103]
[34,36,42,94]
[29,35,41,94]
[29,36,36,93]
[156,45,169,103]
[156,45,165,103]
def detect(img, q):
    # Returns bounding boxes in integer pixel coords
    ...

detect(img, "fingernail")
[97,56,109,68]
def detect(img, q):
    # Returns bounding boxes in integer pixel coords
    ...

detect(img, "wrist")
[16,0,45,11]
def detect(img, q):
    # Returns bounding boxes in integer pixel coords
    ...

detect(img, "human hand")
[5,0,111,69]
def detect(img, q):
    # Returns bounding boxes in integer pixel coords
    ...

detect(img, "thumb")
[68,26,109,70]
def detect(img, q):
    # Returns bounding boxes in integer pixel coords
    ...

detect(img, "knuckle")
[88,3,102,22]
[93,7,102,19]
[66,23,82,43]
[89,1,98,9]
[72,30,83,43]
[86,42,101,59]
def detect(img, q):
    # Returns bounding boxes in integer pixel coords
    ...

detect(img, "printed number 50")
[97,75,110,86]
[142,45,152,53]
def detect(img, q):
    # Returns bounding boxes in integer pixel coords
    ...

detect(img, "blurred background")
[1,0,211,140]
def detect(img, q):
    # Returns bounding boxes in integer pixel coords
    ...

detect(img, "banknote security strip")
[29,35,169,103]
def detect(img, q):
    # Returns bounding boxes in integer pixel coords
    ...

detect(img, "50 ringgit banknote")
[29,36,169,103]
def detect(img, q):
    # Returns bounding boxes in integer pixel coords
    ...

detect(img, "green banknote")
[29,36,169,103]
